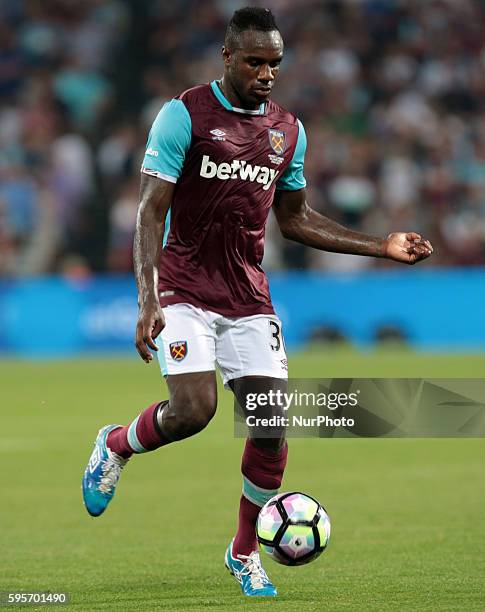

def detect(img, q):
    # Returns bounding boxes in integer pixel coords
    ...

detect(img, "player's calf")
[105,401,170,458]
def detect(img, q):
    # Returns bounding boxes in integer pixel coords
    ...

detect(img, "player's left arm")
[273,188,433,264]
[273,118,432,264]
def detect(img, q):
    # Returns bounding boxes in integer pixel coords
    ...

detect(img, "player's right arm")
[134,98,192,363]
[134,175,174,363]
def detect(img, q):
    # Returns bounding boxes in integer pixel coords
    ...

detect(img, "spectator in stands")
[1,0,485,275]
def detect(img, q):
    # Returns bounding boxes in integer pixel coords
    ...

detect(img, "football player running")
[82,6,433,598]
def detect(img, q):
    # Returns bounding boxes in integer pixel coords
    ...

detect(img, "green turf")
[1,348,485,611]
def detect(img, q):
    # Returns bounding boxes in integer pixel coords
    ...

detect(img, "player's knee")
[163,394,216,440]
[251,434,286,454]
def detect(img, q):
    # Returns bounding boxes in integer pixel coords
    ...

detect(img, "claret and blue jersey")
[141,80,307,317]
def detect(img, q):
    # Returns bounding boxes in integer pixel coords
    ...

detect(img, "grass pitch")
[1,348,485,611]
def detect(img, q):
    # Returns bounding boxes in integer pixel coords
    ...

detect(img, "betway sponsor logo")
[200,155,279,191]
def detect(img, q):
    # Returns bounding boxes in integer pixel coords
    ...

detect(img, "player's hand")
[384,232,433,265]
[135,301,166,363]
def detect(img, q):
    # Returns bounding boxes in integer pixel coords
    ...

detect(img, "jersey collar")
[210,80,266,115]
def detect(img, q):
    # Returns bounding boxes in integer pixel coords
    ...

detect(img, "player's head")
[222,7,283,107]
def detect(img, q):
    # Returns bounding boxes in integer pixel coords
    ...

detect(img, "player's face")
[223,30,284,108]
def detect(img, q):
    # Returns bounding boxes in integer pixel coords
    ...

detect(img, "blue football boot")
[82,425,129,517]
[225,539,277,597]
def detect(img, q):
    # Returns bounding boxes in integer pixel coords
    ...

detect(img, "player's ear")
[222,46,231,66]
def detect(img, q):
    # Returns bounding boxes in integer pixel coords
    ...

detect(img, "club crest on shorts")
[268,129,286,155]
[169,341,188,361]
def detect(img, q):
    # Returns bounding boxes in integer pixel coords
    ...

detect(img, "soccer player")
[82,7,433,597]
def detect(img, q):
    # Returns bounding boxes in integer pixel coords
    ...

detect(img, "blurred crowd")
[2,0,485,277]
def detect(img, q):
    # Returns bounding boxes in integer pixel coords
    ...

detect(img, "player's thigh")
[156,303,216,376]
[229,376,288,418]
[229,375,287,451]
[216,314,288,387]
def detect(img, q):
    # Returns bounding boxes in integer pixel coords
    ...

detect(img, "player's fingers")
[402,242,429,263]
[412,240,433,254]
[409,239,433,256]
[135,321,152,363]
[151,318,165,341]
[410,241,427,251]
[410,246,431,260]
[135,341,151,363]
[405,232,422,242]
[145,330,158,352]
[407,245,424,255]
[136,346,150,363]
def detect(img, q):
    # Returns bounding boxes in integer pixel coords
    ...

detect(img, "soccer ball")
[256,492,331,566]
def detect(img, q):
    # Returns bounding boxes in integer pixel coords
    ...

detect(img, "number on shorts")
[269,320,282,352]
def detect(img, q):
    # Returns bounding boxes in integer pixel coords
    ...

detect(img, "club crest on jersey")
[170,341,188,361]
[268,129,286,155]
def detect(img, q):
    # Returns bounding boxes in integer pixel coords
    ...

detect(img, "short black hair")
[225,7,279,50]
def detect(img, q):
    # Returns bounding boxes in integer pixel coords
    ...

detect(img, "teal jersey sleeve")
[276,119,307,191]
[141,99,192,183]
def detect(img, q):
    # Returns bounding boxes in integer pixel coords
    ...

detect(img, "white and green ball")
[256,492,331,566]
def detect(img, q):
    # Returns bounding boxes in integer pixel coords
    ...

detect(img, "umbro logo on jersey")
[146,147,159,157]
[210,129,226,141]
[200,155,279,191]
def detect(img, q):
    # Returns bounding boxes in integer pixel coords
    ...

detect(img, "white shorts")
[155,303,288,386]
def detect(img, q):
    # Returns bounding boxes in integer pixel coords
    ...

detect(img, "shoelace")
[98,451,127,494]
[237,552,270,590]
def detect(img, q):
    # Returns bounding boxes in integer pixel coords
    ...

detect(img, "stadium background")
[1,0,485,355]
[1,2,485,611]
